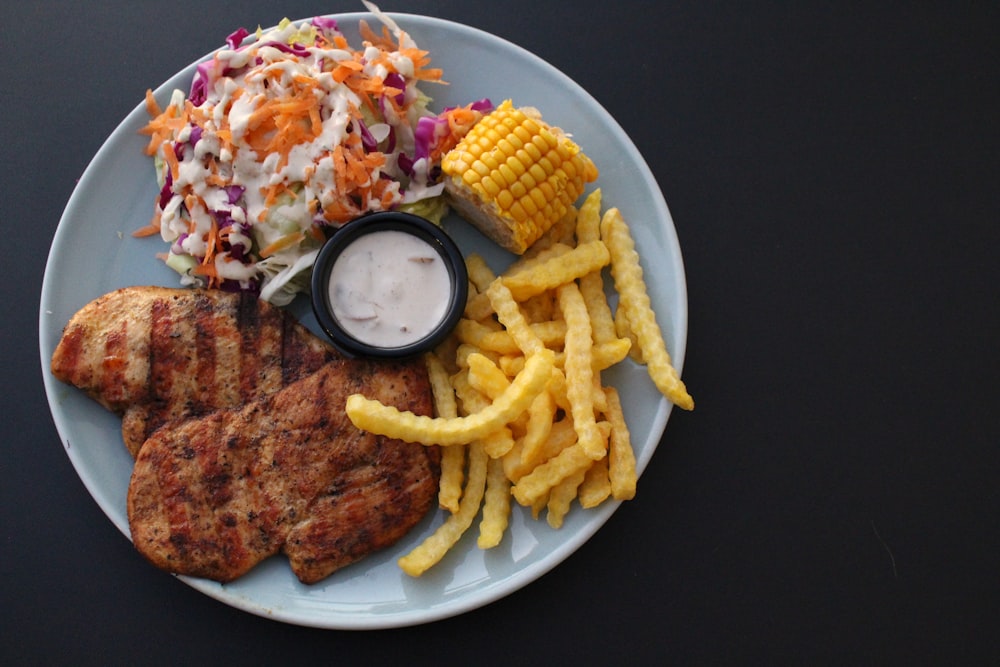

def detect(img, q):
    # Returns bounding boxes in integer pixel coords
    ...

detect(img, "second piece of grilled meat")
[127,356,440,584]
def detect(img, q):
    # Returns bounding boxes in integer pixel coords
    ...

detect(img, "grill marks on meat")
[127,358,439,584]
[50,287,338,457]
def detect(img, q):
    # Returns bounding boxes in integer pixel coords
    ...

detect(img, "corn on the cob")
[441,100,598,255]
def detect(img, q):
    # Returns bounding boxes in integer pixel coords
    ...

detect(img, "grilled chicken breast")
[50,286,338,457]
[127,357,438,584]
[52,286,441,583]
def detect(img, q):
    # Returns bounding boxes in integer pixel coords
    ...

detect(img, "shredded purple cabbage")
[224,185,245,204]
[310,16,340,33]
[357,119,379,152]
[413,116,448,161]
[189,61,212,106]
[158,173,174,210]
[226,28,251,50]
[383,72,407,106]
[397,152,415,177]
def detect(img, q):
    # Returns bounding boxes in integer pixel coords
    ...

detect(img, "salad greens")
[138,7,489,304]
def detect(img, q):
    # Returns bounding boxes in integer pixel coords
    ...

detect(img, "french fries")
[601,207,694,410]
[345,188,693,575]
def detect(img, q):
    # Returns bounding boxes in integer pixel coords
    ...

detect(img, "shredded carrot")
[204,219,219,263]
[132,209,162,238]
[144,89,162,117]
[358,20,396,50]
[162,142,180,183]
[192,261,219,284]
[259,231,306,258]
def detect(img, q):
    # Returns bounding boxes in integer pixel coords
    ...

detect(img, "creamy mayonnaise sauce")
[327,230,452,348]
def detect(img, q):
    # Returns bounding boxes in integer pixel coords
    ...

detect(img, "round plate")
[38,12,687,629]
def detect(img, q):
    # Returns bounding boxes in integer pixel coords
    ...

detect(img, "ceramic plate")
[39,12,687,629]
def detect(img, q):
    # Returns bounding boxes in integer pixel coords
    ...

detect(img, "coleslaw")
[137,5,490,304]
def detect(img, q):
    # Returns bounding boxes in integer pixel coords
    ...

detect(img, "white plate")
[38,12,687,629]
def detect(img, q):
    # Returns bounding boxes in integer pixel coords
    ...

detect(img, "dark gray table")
[4,1,998,663]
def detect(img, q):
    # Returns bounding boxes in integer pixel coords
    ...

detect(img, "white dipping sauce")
[327,230,452,348]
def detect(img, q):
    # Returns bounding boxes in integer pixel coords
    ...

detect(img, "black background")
[4,1,998,664]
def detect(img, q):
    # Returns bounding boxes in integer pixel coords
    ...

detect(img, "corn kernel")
[519,171,536,191]
[529,187,548,211]
[528,163,548,184]
[509,202,528,223]
[524,142,542,163]
[497,190,514,211]
[481,175,501,197]
[499,163,518,184]
[462,170,480,186]
[511,152,530,175]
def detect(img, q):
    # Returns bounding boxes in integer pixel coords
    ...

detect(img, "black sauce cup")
[311,212,468,358]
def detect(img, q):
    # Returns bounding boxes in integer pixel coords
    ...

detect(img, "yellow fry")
[455,343,499,369]
[454,319,519,354]
[464,293,494,322]
[579,267,617,344]
[398,442,489,576]
[578,455,612,509]
[424,353,463,512]
[530,416,579,467]
[478,456,511,548]
[505,415,576,482]
[424,352,458,418]
[592,338,633,371]
[486,278,546,356]
[438,445,465,513]
[501,438,524,483]
[601,208,694,410]
[482,429,516,459]
[604,386,637,500]
[518,389,556,470]
[512,442,598,507]
[556,282,605,460]
[465,252,497,292]
[546,467,587,529]
[521,290,557,323]
[544,366,572,413]
[498,354,525,378]
[530,495,548,520]
[501,240,611,302]
[466,352,511,400]
[346,349,555,446]
[459,254,495,320]
[452,368,516,459]
[575,188,602,244]
[614,304,644,364]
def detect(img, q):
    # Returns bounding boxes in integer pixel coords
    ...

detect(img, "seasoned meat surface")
[127,357,439,584]
[50,286,338,457]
